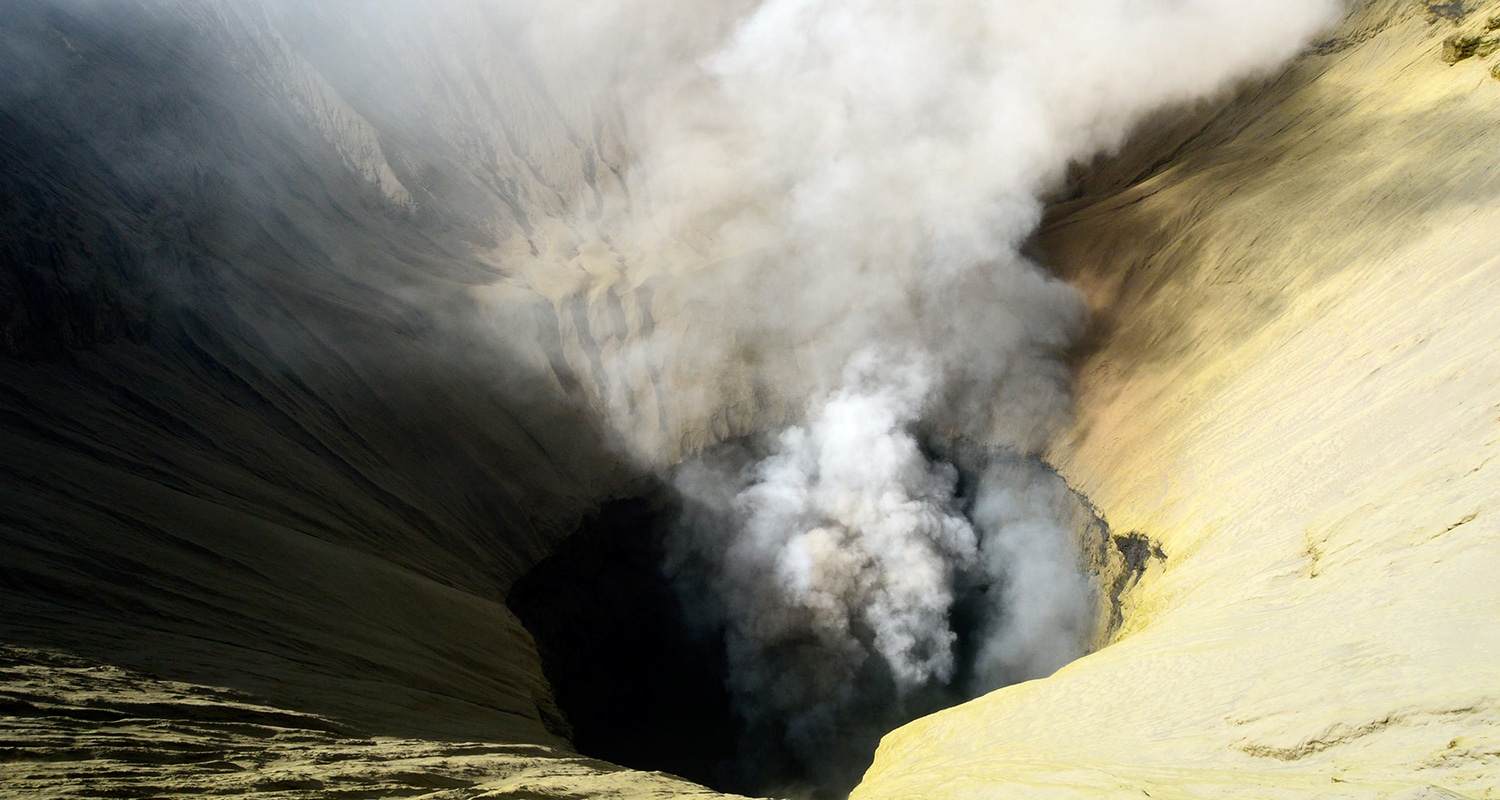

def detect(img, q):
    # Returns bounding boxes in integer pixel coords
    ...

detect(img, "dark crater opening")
[508,487,889,798]
[506,493,741,789]
[507,444,1161,799]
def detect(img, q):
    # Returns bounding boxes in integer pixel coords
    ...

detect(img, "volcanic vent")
[510,441,1159,798]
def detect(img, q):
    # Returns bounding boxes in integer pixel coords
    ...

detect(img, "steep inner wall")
[0,4,735,797]
[855,3,1500,797]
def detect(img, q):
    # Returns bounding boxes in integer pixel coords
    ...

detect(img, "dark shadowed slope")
[0,3,745,797]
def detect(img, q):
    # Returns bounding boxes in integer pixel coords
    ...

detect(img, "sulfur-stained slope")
[853,2,1500,798]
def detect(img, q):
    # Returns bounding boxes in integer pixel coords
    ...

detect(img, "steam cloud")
[529,0,1341,451]
[528,0,1342,785]
[666,354,1110,788]
[672,353,976,740]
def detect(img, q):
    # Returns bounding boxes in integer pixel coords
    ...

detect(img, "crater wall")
[3,1,1497,798]
[855,3,1500,797]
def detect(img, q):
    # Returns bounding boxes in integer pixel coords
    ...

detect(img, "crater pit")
[508,444,1161,798]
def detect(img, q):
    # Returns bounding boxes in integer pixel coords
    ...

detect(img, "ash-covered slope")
[0,3,740,797]
[855,2,1500,797]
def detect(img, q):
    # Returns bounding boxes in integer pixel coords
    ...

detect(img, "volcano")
[2,2,1498,799]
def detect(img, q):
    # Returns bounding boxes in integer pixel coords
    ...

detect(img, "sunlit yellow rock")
[854,4,1500,798]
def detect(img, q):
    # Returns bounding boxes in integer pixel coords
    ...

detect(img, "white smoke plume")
[525,0,1342,787]
[666,363,1109,788]
[670,352,976,741]
[527,0,1342,449]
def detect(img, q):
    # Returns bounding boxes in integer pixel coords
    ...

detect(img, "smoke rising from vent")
[665,365,1110,790]
[523,0,1341,785]
[670,353,976,736]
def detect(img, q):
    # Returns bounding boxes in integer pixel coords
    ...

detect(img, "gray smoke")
[966,452,1100,690]
[542,0,1344,784]
[665,365,1106,787]
[522,0,1349,784]
[524,0,1343,451]
[672,353,974,723]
